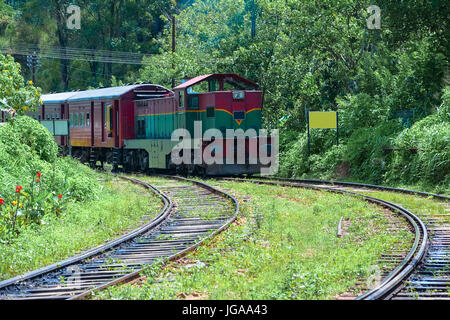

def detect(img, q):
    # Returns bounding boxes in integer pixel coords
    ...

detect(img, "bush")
[279,130,345,179]
[0,116,58,162]
[386,105,450,186]
[337,93,389,138]
[0,117,100,240]
[344,121,403,184]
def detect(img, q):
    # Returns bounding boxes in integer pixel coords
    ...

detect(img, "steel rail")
[220,177,429,300]
[251,176,449,201]
[0,176,172,291]
[69,175,239,300]
[0,175,239,300]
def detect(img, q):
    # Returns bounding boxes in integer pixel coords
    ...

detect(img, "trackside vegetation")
[0,115,101,240]
[94,180,413,300]
[0,53,98,240]
[0,54,163,280]
[0,177,162,281]
[280,88,450,193]
[0,113,163,281]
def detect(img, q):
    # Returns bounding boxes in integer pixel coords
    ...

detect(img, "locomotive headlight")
[233,91,245,100]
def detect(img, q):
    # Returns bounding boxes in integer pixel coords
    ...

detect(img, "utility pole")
[171,15,176,89]
[250,0,257,38]
[26,51,41,85]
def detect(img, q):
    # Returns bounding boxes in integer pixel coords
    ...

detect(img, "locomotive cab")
[174,74,262,136]
[171,74,265,175]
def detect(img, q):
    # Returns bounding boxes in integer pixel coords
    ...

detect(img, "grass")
[93,179,414,300]
[127,175,233,221]
[0,174,162,281]
[297,175,450,196]
[355,190,449,224]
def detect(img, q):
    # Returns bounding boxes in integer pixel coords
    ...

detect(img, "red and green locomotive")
[5,73,269,175]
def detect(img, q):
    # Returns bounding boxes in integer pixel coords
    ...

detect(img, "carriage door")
[90,101,95,146]
[60,104,65,146]
[113,100,120,147]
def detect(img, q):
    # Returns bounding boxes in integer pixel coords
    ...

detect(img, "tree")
[3,0,171,91]
[0,54,41,116]
[0,0,13,38]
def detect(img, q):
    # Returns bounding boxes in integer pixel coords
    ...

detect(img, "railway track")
[0,176,238,300]
[221,176,449,300]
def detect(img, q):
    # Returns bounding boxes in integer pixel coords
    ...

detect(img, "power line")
[0,44,154,65]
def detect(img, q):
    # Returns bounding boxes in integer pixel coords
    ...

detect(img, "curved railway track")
[0,176,238,300]
[221,176,449,300]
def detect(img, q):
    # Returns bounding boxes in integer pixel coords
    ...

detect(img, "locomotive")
[2,73,271,175]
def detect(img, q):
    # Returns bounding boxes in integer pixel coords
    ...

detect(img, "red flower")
[36,179,40,182]
[58,194,63,199]
[0,199,4,204]
[15,186,23,193]
[37,172,41,178]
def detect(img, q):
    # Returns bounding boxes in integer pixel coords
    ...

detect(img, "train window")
[69,113,73,127]
[234,111,246,120]
[208,79,218,92]
[189,81,209,94]
[86,112,90,127]
[207,107,215,118]
[188,95,199,109]
[74,113,79,127]
[179,91,184,108]
[223,82,235,91]
[56,113,60,120]
[137,119,146,136]
[109,108,113,131]
[233,91,245,100]
[38,115,41,121]
[101,103,106,141]
[80,113,84,127]
[136,100,147,108]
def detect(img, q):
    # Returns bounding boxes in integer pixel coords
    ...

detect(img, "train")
[1,73,272,175]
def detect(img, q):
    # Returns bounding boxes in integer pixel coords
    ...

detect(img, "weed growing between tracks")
[355,190,449,225]
[0,175,162,281]
[94,180,413,300]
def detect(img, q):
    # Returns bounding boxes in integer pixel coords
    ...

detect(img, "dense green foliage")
[0,51,103,240]
[0,177,161,281]
[0,116,100,239]
[1,0,173,91]
[386,99,449,188]
[0,54,41,115]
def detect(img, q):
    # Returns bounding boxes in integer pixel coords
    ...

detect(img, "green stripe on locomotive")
[136,108,261,140]
[135,113,178,139]
[213,108,262,134]
[130,108,262,169]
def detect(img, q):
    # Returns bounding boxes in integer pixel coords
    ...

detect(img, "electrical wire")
[0,44,154,65]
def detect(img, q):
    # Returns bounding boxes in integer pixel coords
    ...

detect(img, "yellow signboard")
[309,112,338,129]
